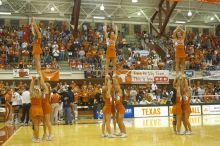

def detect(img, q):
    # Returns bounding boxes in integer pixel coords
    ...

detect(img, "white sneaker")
[101,134,108,138]
[120,133,127,138]
[47,135,53,141]
[114,132,122,136]
[185,131,192,135]
[32,137,40,143]
[176,131,185,135]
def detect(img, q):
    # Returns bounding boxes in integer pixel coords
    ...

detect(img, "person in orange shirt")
[113,77,127,138]
[172,77,183,135]
[40,77,53,141]
[181,77,192,135]
[50,90,61,125]
[103,23,118,77]
[31,17,42,75]
[172,26,186,78]
[4,88,12,123]
[101,77,115,138]
[29,76,43,143]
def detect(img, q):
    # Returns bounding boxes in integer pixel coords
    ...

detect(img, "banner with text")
[13,69,29,78]
[202,105,220,115]
[169,105,202,116]
[134,106,169,118]
[116,70,169,84]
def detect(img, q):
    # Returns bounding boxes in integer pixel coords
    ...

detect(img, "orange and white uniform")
[175,39,186,58]
[172,96,182,115]
[102,95,112,114]
[115,95,125,115]
[42,94,52,115]
[182,95,191,114]
[106,38,116,59]
[30,98,43,118]
[32,38,42,55]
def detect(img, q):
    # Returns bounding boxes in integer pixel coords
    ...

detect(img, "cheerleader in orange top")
[101,77,115,138]
[181,77,192,135]
[4,88,12,123]
[113,77,127,138]
[40,78,53,141]
[29,76,43,143]
[172,26,186,78]
[103,23,118,77]
[172,77,183,135]
[31,17,42,74]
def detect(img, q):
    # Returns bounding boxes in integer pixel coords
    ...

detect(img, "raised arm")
[39,71,49,94]
[114,25,118,41]
[103,22,108,40]
[29,77,35,95]
[32,17,42,39]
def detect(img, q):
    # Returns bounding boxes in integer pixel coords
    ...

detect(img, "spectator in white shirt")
[21,86,31,125]
[151,81,158,93]
[12,88,22,124]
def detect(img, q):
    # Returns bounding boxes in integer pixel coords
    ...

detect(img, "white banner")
[13,69,29,78]
[202,105,220,115]
[116,70,169,84]
[134,106,169,117]
[169,105,201,116]
[133,50,149,57]
[203,115,220,125]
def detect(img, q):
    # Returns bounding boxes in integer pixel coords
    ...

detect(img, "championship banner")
[116,70,169,84]
[41,69,60,81]
[13,69,29,78]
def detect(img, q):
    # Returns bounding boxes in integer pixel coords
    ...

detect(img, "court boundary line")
[2,126,23,146]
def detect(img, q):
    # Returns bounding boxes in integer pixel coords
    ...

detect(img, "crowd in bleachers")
[140,30,220,71]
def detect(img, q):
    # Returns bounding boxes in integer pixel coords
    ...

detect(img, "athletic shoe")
[47,135,53,141]
[185,131,192,135]
[41,135,47,141]
[101,134,108,138]
[113,132,122,136]
[176,131,185,135]
[32,137,40,143]
[120,133,127,138]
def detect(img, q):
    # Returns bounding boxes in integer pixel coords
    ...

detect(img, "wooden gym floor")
[1,115,220,146]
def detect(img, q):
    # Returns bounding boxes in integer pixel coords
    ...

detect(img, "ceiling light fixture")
[0,0,2,6]
[0,12,11,15]
[93,16,105,19]
[137,12,141,16]
[100,0,104,11]
[175,21,186,24]
[132,0,138,3]
[51,7,55,12]
[210,17,214,21]
[187,0,192,17]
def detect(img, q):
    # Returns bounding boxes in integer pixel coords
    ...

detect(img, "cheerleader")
[181,77,192,135]
[41,79,53,141]
[113,77,127,138]
[172,77,183,135]
[31,17,42,74]
[101,77,115,138]
[103,23,118,77]
[172,26,186,78]
[29,76,43,143]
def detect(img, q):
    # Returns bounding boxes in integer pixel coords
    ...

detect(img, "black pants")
[21,103,31,123]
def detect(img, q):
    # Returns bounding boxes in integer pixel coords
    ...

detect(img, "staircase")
[59,61,71,71]
[146,42,166,61]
